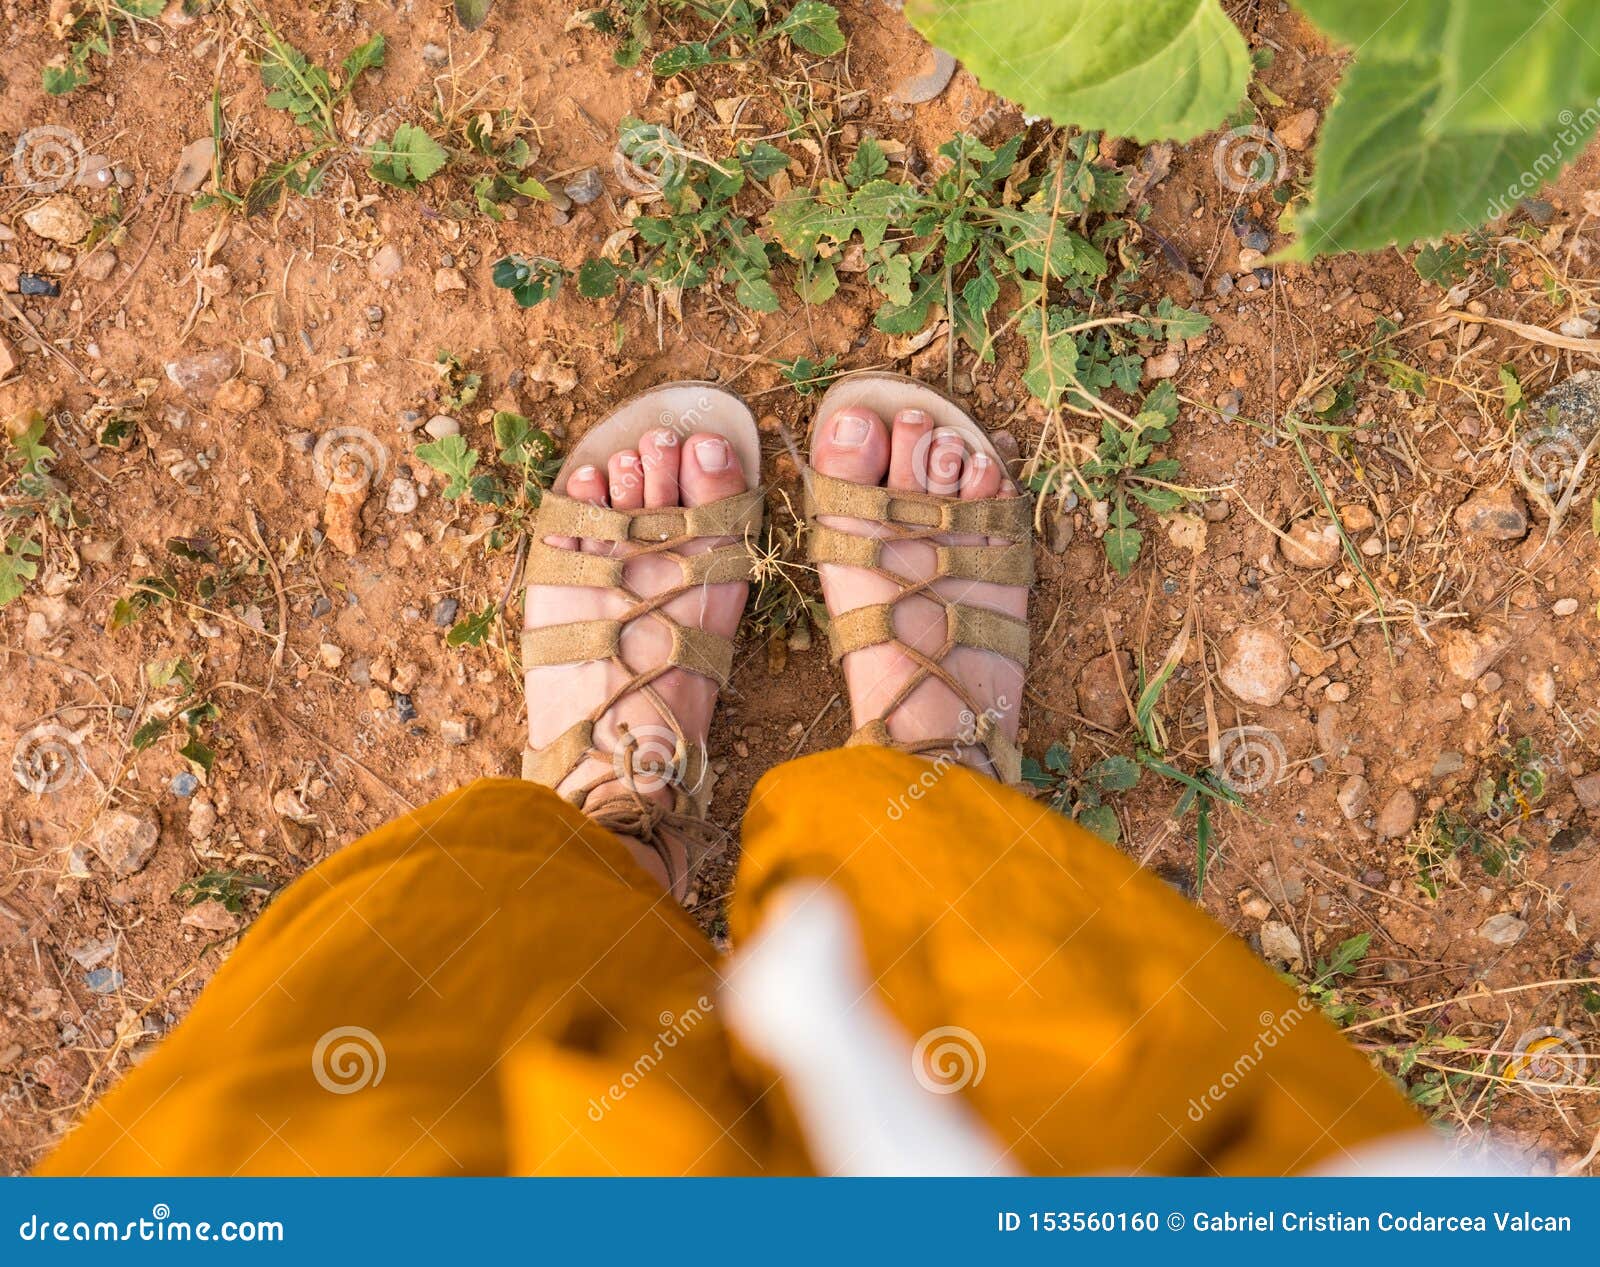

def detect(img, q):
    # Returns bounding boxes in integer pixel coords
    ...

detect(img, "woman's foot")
[810,403,1027,777]
[524,427,751,890]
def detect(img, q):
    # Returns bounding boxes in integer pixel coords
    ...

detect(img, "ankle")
[578,785,688,897]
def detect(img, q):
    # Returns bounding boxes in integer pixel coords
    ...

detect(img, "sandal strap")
[824,601,1030,666]
[807,522,1034,584]
[520,483,762,845]
[846,720,1023,785]
[535,488,765,543]
[805,469,1031,539]
[806,462,1031,785]
[524,721,710,805]
[526,537,756,589]
[521,619,736,684]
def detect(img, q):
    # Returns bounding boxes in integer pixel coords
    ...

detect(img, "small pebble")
[1478,913,1527,947]
[368,244,403,281]
[564,167,604,205]
[424,415,460,439]
[170,771,199,798]
[432,597,459,627]
[386,477,419,514]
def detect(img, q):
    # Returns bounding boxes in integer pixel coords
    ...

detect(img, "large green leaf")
[1434,3,1600,132]
[1298,1,1600,135]
[904,0,1250,142]
[1290,0,1448,57]
[1284,53,1600,260]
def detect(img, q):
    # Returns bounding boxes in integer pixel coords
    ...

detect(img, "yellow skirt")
[38,750,1416,1176]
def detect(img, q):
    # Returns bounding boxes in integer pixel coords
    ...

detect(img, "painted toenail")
[901,409,931,426]
[695,438,730,470]
[618,453,639,466]
[833,414,872,447]
[573,465,598,481]
[972,453,991,469]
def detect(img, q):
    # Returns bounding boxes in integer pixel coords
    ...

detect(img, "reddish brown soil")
[2,0,1598,1173]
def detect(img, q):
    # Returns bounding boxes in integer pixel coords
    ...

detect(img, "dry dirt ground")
[3,0,1600,1174]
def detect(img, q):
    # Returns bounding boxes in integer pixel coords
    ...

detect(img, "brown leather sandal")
[804,372,1032,783]
[521,383,764,884]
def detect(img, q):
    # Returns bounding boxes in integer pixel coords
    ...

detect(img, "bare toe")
[608,450,645,509]
[960,448,1003,500]
[812,407,890,487]
[565,463,609,506]
[925,430,967,497]
[639,428,682,507]
[680,432,750,505]
[888,409,934,490]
